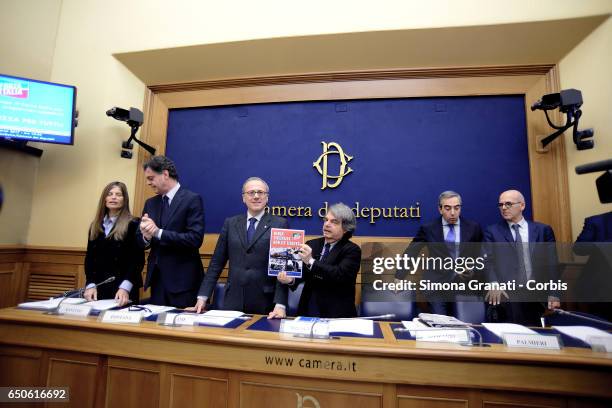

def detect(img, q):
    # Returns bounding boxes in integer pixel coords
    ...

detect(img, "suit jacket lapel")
[324,238,346,264]
[528,221,537,255]
[433,218,444,243]
[501,222,514,243]
[235,214,248,250]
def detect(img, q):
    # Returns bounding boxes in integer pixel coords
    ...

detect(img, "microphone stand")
[551,309,612,328]
[45,276,116,315]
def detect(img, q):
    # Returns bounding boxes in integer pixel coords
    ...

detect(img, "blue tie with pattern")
[247,217,257,243]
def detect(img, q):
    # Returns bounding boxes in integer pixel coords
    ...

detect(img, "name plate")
[99,310,143,324]
[415,329,470,343]
[280,319,330,338]
[503,333,561,350]
[156,312,201,326]
[587,336,612,353]
[58,303,92,317]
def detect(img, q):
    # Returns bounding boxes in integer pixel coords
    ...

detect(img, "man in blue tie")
[137,155,205,308]
[191,177,289,318]
[483,189,560,325]
[395,191,483,315]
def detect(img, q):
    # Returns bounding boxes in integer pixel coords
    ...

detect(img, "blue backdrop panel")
[166,96,531,236]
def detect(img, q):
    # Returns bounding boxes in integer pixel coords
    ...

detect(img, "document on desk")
[402,318,434,335]
[482,323,537,339]
[18,297,86,310]
[203,310,244,318]
[84,299,121,311]
[553,326,612,344]
[328,319,374,335]
[138,304,174,317]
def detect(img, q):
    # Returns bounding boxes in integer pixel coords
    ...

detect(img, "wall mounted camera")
[106,107,155,159]
[531,89,594,151]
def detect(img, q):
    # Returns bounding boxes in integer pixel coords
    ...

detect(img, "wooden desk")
[0,308,610,408]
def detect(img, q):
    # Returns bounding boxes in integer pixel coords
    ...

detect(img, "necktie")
[512,224,528,282]
[320,243,331,261]
[445,224,457,258]
[247,217,257,243]
[160,196,170,228]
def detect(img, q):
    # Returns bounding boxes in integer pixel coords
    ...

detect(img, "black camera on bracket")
[106,106,155,159]
[531,89,594,150]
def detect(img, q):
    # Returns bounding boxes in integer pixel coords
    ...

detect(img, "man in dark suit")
[192,177,288,318]
[483,189,559,326]
[137,156,205,308]
[573,211,612,321]
[394,191,483,315]
[278,202,361,318]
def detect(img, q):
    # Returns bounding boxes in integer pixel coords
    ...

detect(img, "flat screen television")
[0,73,76,145]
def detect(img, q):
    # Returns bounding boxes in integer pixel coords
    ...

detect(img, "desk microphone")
[45,276,116,315]
[551,309,612,328]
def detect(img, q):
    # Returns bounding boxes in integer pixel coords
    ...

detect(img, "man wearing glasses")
[191,177,289,318]
[483,190,560,325]
[395,191,483,315]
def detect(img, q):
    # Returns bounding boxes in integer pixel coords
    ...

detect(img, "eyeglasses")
[243,190,269,197]
[128,305,152,313]
[498,202,521,209]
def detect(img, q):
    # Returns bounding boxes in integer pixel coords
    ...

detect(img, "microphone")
[46,276,117,315]
[550,309,612,328]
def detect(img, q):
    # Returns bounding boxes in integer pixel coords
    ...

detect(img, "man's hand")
[485,289,509,305]
[140,213,159,241]
[185,298,206,314]
[84,287,97,302]
[267,305,286,319]
[277,271,295,285]
[297,244,313,264]
[547,296,561,310]
[114,288,130,307]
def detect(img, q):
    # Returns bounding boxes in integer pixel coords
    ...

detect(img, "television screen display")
[0,73,76,145]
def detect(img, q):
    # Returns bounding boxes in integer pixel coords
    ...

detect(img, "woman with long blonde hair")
[84,181,144,306]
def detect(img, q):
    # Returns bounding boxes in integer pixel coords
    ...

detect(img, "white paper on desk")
[203,310,244,318]
[84,299,120,311]
[138,304,174,317]
[196,315,236,326]
[482,323,537,339]
[18,297,86,310]
[553,326,611,344]
[328,319,374,335]
[401,318,435,335]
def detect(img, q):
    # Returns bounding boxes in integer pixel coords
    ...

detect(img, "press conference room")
[1,1,611,407]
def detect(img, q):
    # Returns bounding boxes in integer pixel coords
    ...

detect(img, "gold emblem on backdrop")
[313,141,353,190]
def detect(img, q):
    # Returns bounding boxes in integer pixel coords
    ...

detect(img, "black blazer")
[137,187,205,293]
[483,220,558,296]
[395,216,483,282]
[84,218,144,302]
[295,236,361,318]
[199,212,289,315]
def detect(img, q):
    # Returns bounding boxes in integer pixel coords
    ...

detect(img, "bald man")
[483,190,560,326]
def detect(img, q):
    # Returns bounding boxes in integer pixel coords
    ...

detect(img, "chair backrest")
[287,282,304,316]
[211,283,226,310]
[359,288,416,321]
[453,295,486,324]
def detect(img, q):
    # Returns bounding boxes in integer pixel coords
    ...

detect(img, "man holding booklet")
[278,202,361,318]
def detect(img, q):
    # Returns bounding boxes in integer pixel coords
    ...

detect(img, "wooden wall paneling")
[234,371,384,408]
[481,390,565,408]
[44,350,102,408]
[134,89,170,217]
[0,346,43,388]
[161,364,229,408]
[106,357,161,408]
[138,66,571,257]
